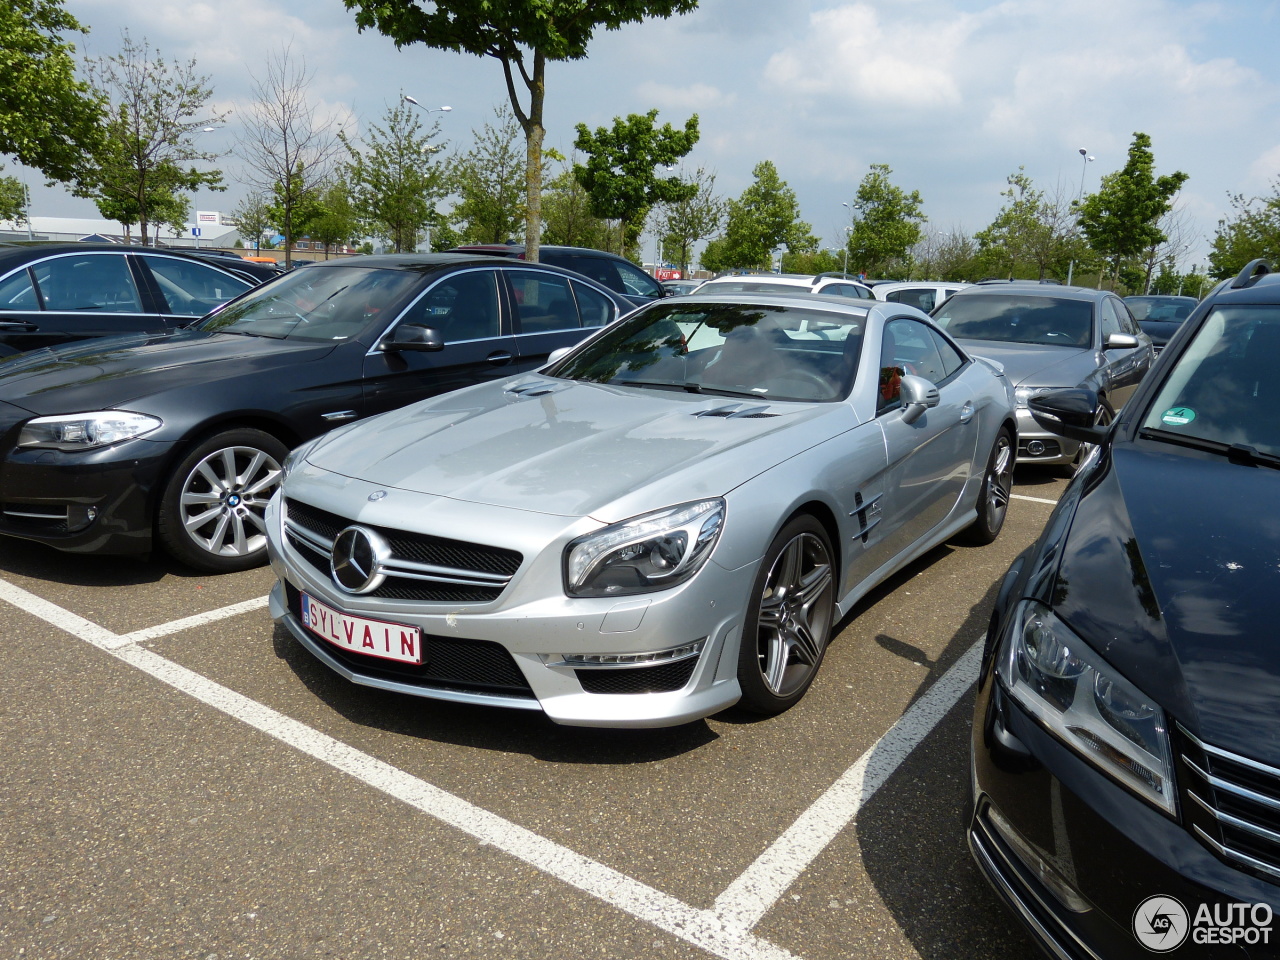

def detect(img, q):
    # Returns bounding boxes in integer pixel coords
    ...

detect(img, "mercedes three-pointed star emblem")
[330,525,392,594]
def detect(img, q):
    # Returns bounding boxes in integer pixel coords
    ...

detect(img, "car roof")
[949,281,1107,303]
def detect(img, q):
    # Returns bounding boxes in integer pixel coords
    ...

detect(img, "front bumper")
[1014,407,1082,465]
[265,489,750,728]
[0,435,176,554]
[971,679,1280,959]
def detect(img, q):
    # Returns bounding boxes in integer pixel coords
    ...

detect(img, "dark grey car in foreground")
[932,283,1153,466]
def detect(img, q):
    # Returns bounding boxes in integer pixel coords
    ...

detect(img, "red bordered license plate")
[300,592,423,665]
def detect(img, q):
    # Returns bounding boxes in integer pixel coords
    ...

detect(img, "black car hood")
[0,330,336,415]
[1053,442,1280,764]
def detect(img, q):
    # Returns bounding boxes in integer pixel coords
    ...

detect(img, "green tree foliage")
[541,153,611,249]
[449,105,525,244]
[782,249,843,275]
[573,110,699,257]
[704,160,814,272]
[1207,186,1280,279]
[228,191,275,251]
[654,166,723,276]
[308,180,360,257]
[0,174,29,223]
[974,169,1082,280]
[0,0,103,182]
[845,163,926,278]
[911,228,980,281]
[342,97,446,252]
[1077,132,1188,286]
[75,33,226,245]
[344,0,699,262]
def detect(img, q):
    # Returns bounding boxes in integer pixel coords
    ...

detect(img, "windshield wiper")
[605,379,689,393]
[1138,427,1280,469]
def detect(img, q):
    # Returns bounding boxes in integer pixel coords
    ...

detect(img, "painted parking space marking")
[0,575,982,959]
[1011,493,1058,505]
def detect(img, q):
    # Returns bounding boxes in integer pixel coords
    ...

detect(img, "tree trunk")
[523,52,545,262]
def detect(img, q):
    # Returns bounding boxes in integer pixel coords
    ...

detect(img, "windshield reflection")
[549,302,866,402]
[197,266,419,341]
[933,294,1093,347]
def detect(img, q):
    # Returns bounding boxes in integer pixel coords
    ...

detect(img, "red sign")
[655,267,682,281]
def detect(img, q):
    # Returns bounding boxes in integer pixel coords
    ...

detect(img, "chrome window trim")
[0,250,158,317]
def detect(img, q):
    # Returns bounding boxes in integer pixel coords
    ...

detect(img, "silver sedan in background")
[266,293,1017,727]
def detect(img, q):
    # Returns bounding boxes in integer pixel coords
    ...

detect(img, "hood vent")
[504,379,571,399]
[693,403,778,419]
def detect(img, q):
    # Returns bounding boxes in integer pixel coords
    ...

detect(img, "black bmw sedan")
[969,259,1280,956]
[0,254,630,572]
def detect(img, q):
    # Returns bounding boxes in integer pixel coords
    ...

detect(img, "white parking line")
[1011,493,1059,505]
[1,577,983,958]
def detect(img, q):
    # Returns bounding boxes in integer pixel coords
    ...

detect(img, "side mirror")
[382,323,444,353]
[1028,388,1108,444]
[1104,333,1139,350]
[546,346,573,366]
[899,374,940,424]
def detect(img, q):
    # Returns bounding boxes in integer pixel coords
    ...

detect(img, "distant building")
[0,214,241,249]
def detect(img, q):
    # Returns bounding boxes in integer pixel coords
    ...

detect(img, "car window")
[883,317,948,385]
[139,254,252,316]
[928,326,966,379]
[821,283,867,300]
[1100,298,1123,340]
[1141,305,1280,456]
[508,270,579,333]
[32,254,143,313]
[886,288,937,312]
[402,269,500,342]
[0,267,39,310]
[1114,298,1142,336]
[613,259,662,299]
[559,255,623,294]
[570,280,614,328]
[932,294,1093,347]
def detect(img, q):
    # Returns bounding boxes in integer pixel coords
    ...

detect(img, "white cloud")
[634,82,736,111]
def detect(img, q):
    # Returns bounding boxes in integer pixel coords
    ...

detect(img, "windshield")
[548,302,865,402]
[196,266,419,340]
[932,294,1093,347]
[1126,297,1194,322]
[1141,305,1280,456]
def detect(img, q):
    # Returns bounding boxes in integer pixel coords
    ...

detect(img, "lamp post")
[840,201,853,276]
[191,125,217,249]
[403,98,451,252]
[1066,148,1095,286]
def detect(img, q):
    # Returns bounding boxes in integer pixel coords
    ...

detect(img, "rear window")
[933,294,1093,347]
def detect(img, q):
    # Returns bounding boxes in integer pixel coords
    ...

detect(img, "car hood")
[0,330,336,415]
[955,340,1091,388]
[302,376,857,521]
[1052,442,1280,764]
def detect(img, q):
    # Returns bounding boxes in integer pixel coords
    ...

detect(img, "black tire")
[157,427,289,572]
[736,515,837,715]
[961,425,1015,545]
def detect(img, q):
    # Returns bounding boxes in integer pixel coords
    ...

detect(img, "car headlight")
[17,411,162,451]
[1014,386,1062,408]
[565,499,725,598]
[997,599,1176,815]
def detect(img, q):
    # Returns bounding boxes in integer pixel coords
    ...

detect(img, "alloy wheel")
[179,445,282,558]
[754,531,836,698]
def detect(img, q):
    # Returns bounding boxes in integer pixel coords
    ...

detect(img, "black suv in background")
[969,259,1280,957]
[448,243,664,308]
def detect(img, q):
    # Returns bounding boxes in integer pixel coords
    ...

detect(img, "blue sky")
[17,0,1280,269]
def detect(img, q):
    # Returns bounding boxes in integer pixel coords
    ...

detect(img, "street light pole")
[404,97,451,253]
[1067,148,1095,286]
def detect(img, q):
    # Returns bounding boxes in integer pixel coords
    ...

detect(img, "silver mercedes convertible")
[265,292,1017,727]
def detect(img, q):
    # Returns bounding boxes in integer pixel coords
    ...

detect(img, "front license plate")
[300,592,423,665]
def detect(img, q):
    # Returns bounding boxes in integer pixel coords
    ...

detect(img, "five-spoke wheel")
[963,425,1015,545]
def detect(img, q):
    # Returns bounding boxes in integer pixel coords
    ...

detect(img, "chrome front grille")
[283,498,522,603]
[1178,725,1280,882]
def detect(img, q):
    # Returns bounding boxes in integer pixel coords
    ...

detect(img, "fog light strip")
[712,642,983,935]
[0,578,799,960]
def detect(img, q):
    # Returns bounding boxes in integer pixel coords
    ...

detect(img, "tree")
[76,33,226,245]
[653,167,723,276]
[1207,186,1280,279]
[845,163,926,278]
[1077,132,1188,288]
[308,180,360,257]
[975,169,1080,280]
[573,110,699,257]
[228,191,275,251]
[237,47,341,267]
[705,160,814,272]
[0,174,28,223]
[541,154,611,249]
[0,0,103,183]
[343,0,699,263]
[342,97,446,252]
[449,105,525,245]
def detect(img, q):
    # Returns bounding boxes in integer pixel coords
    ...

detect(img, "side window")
[822,283,866,300]
[33,255,143,313]
[402,270,500,342]
[140,255,252,316]
[612,259,662,299]
[1115,298,1142,335]
[570,280,614,328]
[508,270,579,333]
[560,255,623,294]
[928,327,966,379]
[0,267,39,310]
[886,288,937,313]
[1100,299,1122,340]
[879,318,949,414]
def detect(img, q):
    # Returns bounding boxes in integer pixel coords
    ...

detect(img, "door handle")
[487,351,514,365]
[960,401,975,424]
[0,320,37,330]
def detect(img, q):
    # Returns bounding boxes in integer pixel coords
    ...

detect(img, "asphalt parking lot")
[2,468,1070,960]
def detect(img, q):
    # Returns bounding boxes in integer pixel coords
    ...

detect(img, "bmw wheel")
[158,428,288,572]
[737,515,836,715]
[962,426,1014,545]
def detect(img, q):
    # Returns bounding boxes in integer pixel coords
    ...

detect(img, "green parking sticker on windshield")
[1162,407,1196,426]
